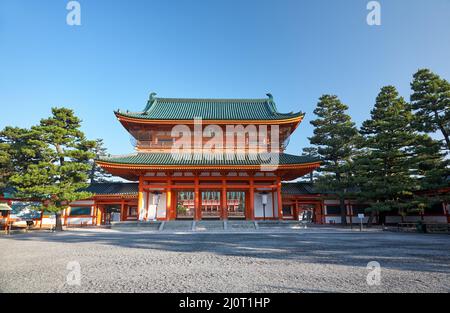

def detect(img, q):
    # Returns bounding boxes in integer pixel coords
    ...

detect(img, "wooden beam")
[142,184,277,190]
[142,175,275,182]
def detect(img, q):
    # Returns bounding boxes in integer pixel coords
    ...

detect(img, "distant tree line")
[304,69,450,225]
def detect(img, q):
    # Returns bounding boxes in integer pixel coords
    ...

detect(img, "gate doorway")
[201,191,221,219]
[176,191,195,219]
[104,205,121,225]
[227,191,245,219]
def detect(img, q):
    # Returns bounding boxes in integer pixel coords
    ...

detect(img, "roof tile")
[117,95,304,120]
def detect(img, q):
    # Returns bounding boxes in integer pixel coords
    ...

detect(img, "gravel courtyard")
[1,228,450,293]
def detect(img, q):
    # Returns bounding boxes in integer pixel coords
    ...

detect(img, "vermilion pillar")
[96,206,102,225]
[315,202,324,224]
[276,177,283,220]
[120,200,125,221]
[248,176,255,220]
[166,175,172,220]
[137,176,143,221]
[194,175,200,220]
[221,177,228,220]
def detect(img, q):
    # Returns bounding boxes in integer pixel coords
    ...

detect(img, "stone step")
[162,220,194,231]
[257,220,302,228]
[110,221,162,231]
[227,220,256,230]
[195,220,225,231]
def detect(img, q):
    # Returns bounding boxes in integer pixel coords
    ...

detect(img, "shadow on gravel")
[3,230,450,274]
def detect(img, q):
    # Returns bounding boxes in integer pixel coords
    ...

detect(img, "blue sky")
[1,0,449,156]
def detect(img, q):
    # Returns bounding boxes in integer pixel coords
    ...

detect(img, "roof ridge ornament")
[266,93,277,113]
[143,92,157,113]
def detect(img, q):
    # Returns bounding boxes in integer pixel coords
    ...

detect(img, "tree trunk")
[379,211,386,225]
[367,210,376,227]
[435,111,450,151]
[55,211,63,231]
[339,197,347,225]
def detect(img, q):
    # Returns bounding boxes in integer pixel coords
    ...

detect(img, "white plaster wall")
[325,216,341,224]
[403,216,425,223]
[67,217,93,225]
[42,217,56,224]
[146,192,166,219]
[346,216,372,224]
[156,193,167,219]
[424,216,447,223]
[386,215,448,224]
[254,192,274,218]
[385,216,402,224]
[340,215,447,224]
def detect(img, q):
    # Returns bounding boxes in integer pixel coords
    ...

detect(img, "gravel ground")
[1,228,450,293]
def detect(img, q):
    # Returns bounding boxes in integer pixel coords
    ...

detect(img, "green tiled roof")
[84,183,138,195]
[0,186,17,199]
[98,152,319,166]
[282,182,318,195]
[282,182,361,195]
[116,93,304,121]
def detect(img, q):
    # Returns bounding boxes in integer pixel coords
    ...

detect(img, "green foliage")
[0,141,11,190]
[356,86,418,212]
[177,204,188,214]
[413,134,449,191]
[309,95,359,223]
[301,147,319,183]
[411,68,450,150]
[304,70,449,219]
[85,139,112,183]
[309,95,359,194]
[354,85,448,215]
[3,108,95,218]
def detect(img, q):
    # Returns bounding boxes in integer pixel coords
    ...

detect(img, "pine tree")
[309,95,359,224]
[0,127,52,189]
[410,69,450,151]
[357,86,420,224]
[79,138,112,183]
[8,108,94,231]
[301,147,319,183]
[0,141,10,190]
[413,134,448,191]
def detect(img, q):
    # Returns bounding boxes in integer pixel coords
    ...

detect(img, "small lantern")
[260,192,268,220]
[261,192,268,205]
[153,191,161,206]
